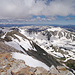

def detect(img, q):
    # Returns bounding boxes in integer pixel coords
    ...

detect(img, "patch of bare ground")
[0,41,21,53]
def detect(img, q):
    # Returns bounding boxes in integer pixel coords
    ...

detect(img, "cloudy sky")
[0,0,75,25]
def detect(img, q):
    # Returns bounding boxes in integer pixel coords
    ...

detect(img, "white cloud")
[0,0,75,20]
[65,17,75,20]
[23,16,57,22]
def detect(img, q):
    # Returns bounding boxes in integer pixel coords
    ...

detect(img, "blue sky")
[0,0,75,25]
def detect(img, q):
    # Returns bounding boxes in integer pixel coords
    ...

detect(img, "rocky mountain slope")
[0,52,73,75]
[0,26,75,75]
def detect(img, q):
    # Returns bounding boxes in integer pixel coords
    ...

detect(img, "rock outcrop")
[0,42,21,53]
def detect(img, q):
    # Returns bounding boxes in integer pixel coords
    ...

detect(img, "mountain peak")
[47,27,62,32]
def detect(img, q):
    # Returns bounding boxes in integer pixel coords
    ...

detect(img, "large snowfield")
[12,52,50,70]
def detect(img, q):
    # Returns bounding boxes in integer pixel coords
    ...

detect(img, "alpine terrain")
[0,26,75,75]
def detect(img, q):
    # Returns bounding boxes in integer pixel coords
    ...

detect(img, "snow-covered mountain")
[0,27,60,68]
[0,26,75,74]
[19,26,75,61]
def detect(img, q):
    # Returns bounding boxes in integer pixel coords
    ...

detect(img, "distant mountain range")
[0,24,75,29]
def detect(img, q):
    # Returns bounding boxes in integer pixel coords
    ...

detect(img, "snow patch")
[47,27,62,32]
[12,52,50,71]
[14,34,37,51]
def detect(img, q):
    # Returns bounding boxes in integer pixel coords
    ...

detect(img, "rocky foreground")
[0,52,73,75]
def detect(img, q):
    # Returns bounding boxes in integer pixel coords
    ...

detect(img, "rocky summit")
[0,52,73,75]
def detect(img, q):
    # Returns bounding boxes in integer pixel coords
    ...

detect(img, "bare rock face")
[11,67,36,75]
[49,65,73,75]
[35,67,48,75]
[8,62,26,75]
[56,66,73,75]
[11,62,26,73]
[49,65,59,75]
